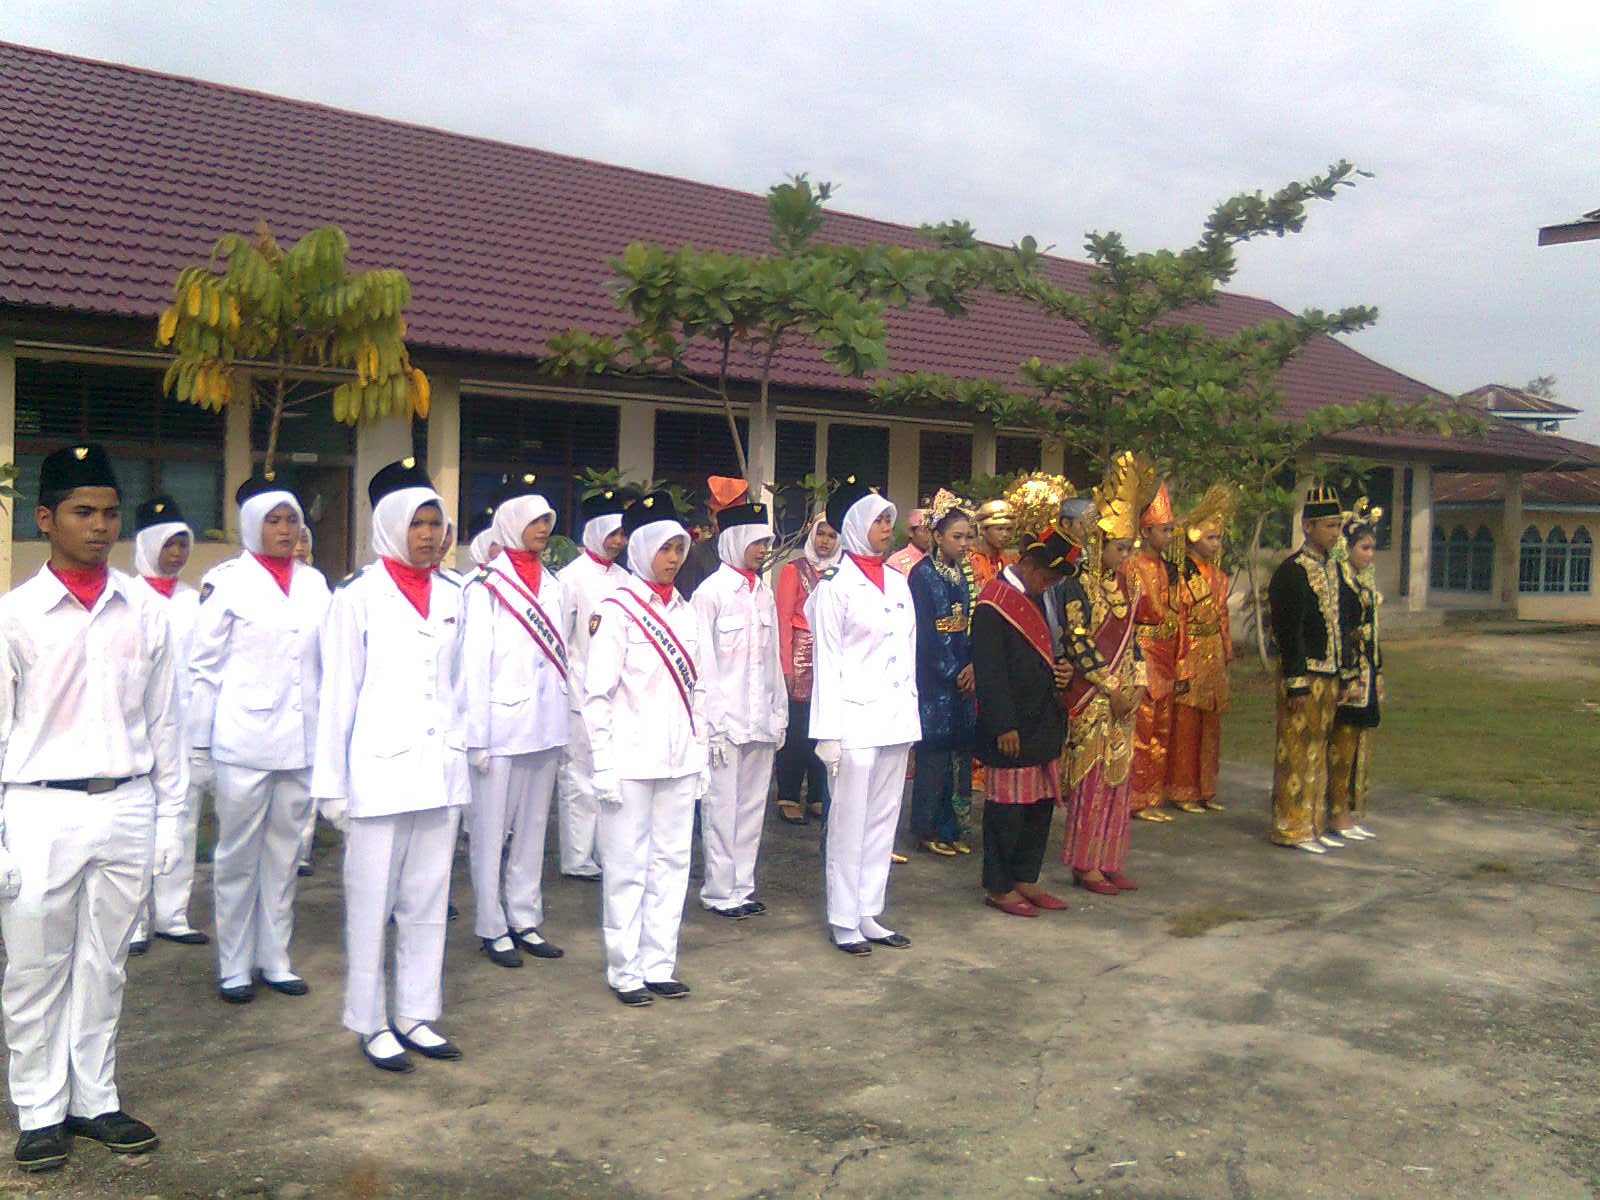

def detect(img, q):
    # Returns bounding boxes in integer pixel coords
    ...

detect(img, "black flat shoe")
[612,986,654,1007]
[833,939,871,956]
[867,932,912,949]
[64,1110,158,1154]
[154,929,209,945]
[711,904,754,920]
[561,870,602,882]
[447,902,459,921]
[14,1124,67,1172]
[481,937,522,968]
[127,938,149,957]
[512,928,564,958]
[644,979,691,999]
[742,900,767,916]
[392,1021,462,1061]
[218,982,255,1005]
[296,861,314,877]
[360,1032,412,1073]
[258,972,309,997]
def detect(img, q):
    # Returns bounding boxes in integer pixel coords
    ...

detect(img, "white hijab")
[371,485,444,563]
[581,512,625,559]
[717,522,773,571]
[469,529,500,568]
[627,519,691,582]
[840,494,896,558]
[134,520,191,579]
[239,489,303,555]
[803,514,842,572]
[492,493,557,555]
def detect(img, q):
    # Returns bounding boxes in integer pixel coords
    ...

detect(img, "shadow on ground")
[7,763,1598,1199]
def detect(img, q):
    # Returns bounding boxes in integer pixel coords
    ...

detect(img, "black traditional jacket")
[1267,546,1342,694]
[1335,561,1382,728]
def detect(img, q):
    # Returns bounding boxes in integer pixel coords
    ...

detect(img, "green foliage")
[156,222,428,470]
[542,534,580,571]
[950,472,1026,504]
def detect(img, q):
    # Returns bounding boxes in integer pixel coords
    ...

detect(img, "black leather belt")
[33,776,140,795]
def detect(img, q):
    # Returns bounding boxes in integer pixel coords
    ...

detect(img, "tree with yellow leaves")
[156,223,428,471]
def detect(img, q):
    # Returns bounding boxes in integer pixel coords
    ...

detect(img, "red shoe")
[1019,890,1068,911]
[983,894,1039,918]
[1073,873,1121,896]
[1104,872,1139,891]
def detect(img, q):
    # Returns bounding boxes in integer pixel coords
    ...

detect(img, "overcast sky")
[8,0,1600,437]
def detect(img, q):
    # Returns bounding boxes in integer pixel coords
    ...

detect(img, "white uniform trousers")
[596,775,697,991]
[556,711,602,875]
[341,807,459,1036]
[825,745,911,937]
[135,754,213,939]
[699,742,776,911]
[469,748,559,939]
[212,764,311,985]
[0,779,154,1130]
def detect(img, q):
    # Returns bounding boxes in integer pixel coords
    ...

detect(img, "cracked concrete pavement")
[3,762,1597,1199]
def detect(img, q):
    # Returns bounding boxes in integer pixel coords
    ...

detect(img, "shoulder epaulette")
[819,567,839,581]
[435,570,464,589]
[336,565,368,589]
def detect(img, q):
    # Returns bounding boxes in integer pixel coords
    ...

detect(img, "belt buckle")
[84,778,117,795]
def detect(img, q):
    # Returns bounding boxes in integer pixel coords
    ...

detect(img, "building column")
[1290,471,1316,534]
[1040,435,1065,476]
[972,415,998,477]
[223,370,253,544]
[1499,470,1523,609]
[425,372,462,516]
[352,414,417,565]
[887,420,919,517]
[0,337,15,591]
[617,400,655,485]
[1407,464,1432,613]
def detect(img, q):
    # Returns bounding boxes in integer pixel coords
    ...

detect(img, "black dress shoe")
[64,1110,158,1154]
[360,1033,413,1073]
[561,870,602,882]
[127,938,149,957]
[512,928,564,959]
[644,979,691,999]
[258,972,310,996]
[296,861,314,877]
[154,929,210,945]
[392,1021,462,1061]
[218,982,255,1004]
[481,937,522,968]
[14,1124,67,1172]
[447,902,459,921]
[742,900,767,916]
[867,931,912,949]
[711,904,754,920]
[833,939,872,956]
[612,986,654,1007]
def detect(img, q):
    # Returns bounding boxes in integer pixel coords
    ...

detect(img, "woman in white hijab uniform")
[463,476,570,967]
[805,477,921,954]
[464,505,499,570]
[127,496,211,950]
[189,476,329,1001]
[690,501,787,918]
[555,486,634,880]
[582,490,710,1005]
[312,458,469,1073]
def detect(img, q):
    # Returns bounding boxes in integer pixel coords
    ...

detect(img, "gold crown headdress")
[1093,452,1158,542]
[973,497,1014,530]
[1182,483,1241,544]
[925,487,972,526]
[1003,472,1075,540]
[1342,496,1384,537]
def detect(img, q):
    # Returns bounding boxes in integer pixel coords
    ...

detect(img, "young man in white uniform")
[556,486,633,880]
[0,444,186,1170]
[465,475,569,966]
[313,458,470,1073]
[127,495,211,951]
[690,501,786,919]
[582,490,710,1006]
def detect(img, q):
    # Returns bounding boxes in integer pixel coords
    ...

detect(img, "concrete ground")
[3,763,1597,1200]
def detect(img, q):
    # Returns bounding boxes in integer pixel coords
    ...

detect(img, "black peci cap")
[580,485,639,524]
[39,443,119,505]
[134,494,186,532]
[621,489,682,537]
[716,501,770,530]
[825,475,877,533]
[235,471,299,507]
[367,456,433,507]
[465,504,496,540]
[490,471,541,509]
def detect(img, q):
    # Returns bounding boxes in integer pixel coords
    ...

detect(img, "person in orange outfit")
[675,475,749,599]
[1166,485,1237,814]
[967,499,1016,589]
[1125,481,1181,822]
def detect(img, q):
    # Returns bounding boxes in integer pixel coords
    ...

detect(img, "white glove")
[468,749,491,775]
[153,816,183,877]
[188,748,213,771]
[815,739,842,784]
[0,832,20,903]
[591,770,623,809]
[708,733,729,769]
[318,795,351,834]
[696,768,712,798]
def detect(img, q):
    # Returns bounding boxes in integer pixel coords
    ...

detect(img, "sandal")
[776,800,807,826]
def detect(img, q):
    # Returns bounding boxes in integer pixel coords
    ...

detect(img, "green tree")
[156,223,429,473]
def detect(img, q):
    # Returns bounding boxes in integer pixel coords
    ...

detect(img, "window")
[1543,527,1568,594]
[1468,526,1495,593]
[1570,528,1592,594]
[996,435,1042,476]
[1429,525,1448,590]
[14,358,225,540]
[650,410,746,515]
[461,393,620,535]
[1518,527,1543,593]
[773,421,818,537]
[917,430,972,503]
[1446,526,1471,591]
[825,423,890,492]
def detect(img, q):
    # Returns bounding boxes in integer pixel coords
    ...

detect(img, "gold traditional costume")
[1327,499,1384,828]
[1126,479,1181,818]
[1167,484,1238,810]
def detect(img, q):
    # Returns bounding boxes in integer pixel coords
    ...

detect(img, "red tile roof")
[1459,384,1581,417]
[1435,467,1600,508]
[1,41,1593,470]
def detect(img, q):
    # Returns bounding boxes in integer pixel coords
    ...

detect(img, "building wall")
[1434,505,1598,621]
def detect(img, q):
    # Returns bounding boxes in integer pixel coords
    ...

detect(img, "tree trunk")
[1248,511,1269,671]
[715,334,748,480]
[264,362,285,474]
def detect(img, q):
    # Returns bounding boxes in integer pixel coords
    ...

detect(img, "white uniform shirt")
[582,577,709,782]
[311,565,470,818]
[558,550,629,712]
[691,563,787,745]
[463,554,570,756]
[805,555,922,749]
[188,554,329,770]
[0,566,185,815]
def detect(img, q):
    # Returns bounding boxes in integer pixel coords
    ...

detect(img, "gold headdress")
[1342,496,1384,538]
[1093,452,1158,542]
[1003,472,1074,540]
[925,487,971,526]
[1140,481,1174,528]
[973,498,1014,531]
[1182,483,1241,544]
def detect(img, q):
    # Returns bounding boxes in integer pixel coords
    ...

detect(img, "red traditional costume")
[1125,481,1182,818]
[1166,485,1238,811]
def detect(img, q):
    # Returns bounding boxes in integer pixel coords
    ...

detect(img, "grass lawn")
[1221,638,1600,815]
